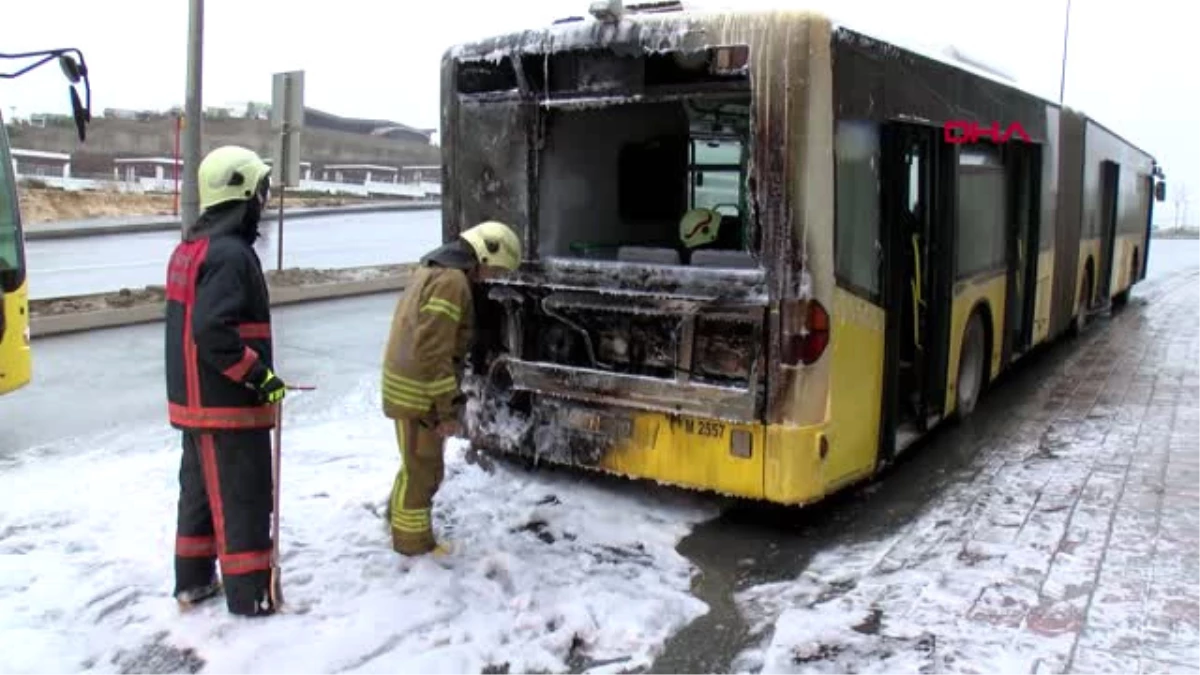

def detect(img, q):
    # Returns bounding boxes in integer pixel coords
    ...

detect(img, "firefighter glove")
[247,364,286,404]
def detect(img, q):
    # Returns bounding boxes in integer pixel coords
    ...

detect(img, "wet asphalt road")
[0,293,398,459]
[22,210,442,300]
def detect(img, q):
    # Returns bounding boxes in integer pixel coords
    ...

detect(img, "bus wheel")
[956,313,986,419]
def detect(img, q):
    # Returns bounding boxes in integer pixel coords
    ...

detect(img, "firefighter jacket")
[165,203,275,432]
[381,251,475,423]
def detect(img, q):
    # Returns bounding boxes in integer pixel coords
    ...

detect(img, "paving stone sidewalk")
[738,270,1200,674]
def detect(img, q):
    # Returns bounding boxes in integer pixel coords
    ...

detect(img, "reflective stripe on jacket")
[381,265,473,421]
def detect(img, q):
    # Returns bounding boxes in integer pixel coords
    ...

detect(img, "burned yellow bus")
[442,3,1166,505]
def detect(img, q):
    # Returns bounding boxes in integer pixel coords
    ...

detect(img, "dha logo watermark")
[943,120,1031,144]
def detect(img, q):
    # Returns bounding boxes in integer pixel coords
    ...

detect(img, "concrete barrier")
[23,200,440,241]
[31,274,410,338]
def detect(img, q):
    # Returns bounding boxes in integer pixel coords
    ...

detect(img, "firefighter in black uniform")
[165,145,287,617]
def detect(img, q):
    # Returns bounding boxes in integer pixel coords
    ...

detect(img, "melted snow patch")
[0,403,718,674]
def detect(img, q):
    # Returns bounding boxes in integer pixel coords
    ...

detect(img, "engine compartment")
[480,283,764,388]
[462,273,769,464]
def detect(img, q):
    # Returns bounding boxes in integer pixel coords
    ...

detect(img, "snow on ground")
[728,259,1200,674]
[0,379,718,674]
[731,479,1195,675]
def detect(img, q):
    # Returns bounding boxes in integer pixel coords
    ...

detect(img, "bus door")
[1096,160,1120,304]
[1002,142,1042,360]
[879,122,952,460]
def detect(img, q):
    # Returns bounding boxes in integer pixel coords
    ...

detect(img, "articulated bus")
[0,48,92,396]
[443,3,1167,505]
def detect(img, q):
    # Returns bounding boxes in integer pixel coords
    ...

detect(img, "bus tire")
[955,312,987,419]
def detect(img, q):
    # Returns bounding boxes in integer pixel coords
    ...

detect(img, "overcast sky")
[3,0,1196,225]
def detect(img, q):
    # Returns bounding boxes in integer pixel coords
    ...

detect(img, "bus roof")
[451,4,1042,97]
[449,1,1157,163]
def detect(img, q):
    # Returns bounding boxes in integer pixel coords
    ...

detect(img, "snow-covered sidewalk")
[733,272,1200,674]
[0,388,717,674]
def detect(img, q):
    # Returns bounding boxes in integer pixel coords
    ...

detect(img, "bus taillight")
[782,299,830,366]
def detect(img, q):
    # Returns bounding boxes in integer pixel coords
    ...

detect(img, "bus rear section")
[445,9,849,503]
[0,114,31,396]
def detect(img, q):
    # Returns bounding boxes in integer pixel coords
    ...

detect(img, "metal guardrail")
[16,173,441,199]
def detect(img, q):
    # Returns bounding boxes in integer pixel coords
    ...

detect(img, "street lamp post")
[181,0,204,233]
[1059,0,1072,104]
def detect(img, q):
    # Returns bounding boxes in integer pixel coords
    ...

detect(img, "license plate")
[565,408,634,439]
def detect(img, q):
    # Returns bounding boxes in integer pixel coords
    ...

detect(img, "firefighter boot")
[175,579,222,611]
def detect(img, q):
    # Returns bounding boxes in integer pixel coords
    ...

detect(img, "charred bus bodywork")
[440,6,1164,505]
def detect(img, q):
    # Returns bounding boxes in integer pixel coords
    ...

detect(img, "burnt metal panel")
[501,357,760,423]
[440,49,458,244]
[540,289,765,320]
[496,258,768,301]
[453,101,532,241]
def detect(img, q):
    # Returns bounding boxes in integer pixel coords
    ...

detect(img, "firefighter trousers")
[389,419,444,555]
[174,429,275,617]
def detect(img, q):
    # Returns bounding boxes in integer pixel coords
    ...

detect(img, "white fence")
[16,173,441,200]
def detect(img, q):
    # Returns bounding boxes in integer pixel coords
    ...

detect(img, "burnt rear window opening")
[455,47,750,98]
[452,47,757,270]
[536,95,753,267]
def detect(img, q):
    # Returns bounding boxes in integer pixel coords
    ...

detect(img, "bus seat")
[689,249,757,269]
[617,246,681,266]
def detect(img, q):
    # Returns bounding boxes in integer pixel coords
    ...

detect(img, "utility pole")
[1058,0,1072,104]
[271,70,305,271]
[181,0,204,234]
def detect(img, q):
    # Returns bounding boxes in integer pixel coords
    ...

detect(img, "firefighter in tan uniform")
[381,220,521,556]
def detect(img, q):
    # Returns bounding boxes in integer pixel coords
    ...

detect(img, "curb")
[24,201,440,241]
[31,274,409,338]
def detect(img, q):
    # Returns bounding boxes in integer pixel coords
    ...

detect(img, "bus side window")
[834,120,882,299]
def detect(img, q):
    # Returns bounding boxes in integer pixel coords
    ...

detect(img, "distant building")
[321,163,399,185]
[113,157,181,182]
[103,108,143,121]
[399,165,439,184]
[263,158,313,181]
[10,148,71,178]
[303,107,435,145]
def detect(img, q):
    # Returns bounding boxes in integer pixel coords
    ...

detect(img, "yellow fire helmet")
[198,145,272,212]
[679,207,721,249]
[460,220,522,271]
